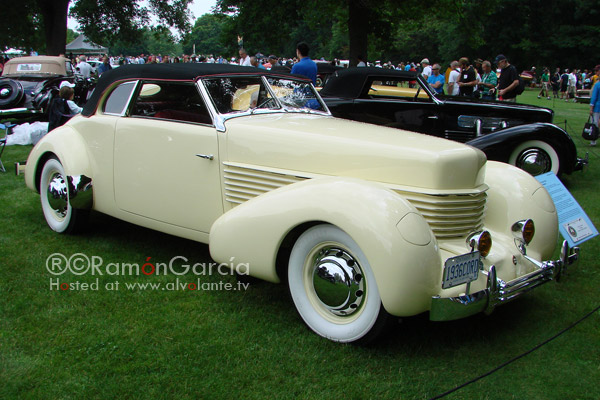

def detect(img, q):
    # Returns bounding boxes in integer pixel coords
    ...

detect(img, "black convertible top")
[82,63,310,116]
[319,67,419,99]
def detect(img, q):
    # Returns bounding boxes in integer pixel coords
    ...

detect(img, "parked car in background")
[25,64,579,343]
[315,61,343,87]
[0,56,76,120]
[84,59,102,75]
[320,67,586,176]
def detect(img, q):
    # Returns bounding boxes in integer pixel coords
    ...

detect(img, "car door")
[351,77,443,137]
[113,80,223,233]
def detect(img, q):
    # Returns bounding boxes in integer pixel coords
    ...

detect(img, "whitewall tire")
[40,157,87,233]
[508,140,560,176]
[288,224,388,343]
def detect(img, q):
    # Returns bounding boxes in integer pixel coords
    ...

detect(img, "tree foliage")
[0,0,193,56]
[2,0,598,71]
[181,14,230,56]
[210,0,599,70]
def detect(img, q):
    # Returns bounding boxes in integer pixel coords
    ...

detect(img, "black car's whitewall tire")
[40,158,87,233]
[508,140,560,176]
[288,224,388,343]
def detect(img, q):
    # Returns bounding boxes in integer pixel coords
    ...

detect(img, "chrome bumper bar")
[430,241,579,321]
[0,108,41,115]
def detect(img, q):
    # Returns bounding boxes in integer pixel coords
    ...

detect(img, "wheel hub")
[311,247,365,317]
[0,88,10,98]
[47,173,69,218]
[516,148,551,176]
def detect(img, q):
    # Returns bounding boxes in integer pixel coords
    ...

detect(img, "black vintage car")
[0,56,92,121]
[320,67,586,176]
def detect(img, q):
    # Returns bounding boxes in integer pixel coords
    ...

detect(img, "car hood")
[223,113,487,193]
[436,95,553,120]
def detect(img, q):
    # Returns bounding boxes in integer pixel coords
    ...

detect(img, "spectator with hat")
[48,81,82,132]
[421,58,432,80]
[495,54,519,102]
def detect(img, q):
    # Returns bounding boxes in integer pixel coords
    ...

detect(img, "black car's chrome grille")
[223,163,486,239]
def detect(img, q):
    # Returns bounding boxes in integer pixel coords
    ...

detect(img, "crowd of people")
[7,46,599,145]
[62,51,600,104]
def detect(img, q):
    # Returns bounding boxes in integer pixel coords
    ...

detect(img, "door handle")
[196,154,214,160]
[427,115,439,120]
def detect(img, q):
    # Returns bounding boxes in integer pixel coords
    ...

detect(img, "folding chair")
[0,122,16,173]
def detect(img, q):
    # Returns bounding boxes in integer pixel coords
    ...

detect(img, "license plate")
[442,251,481,289]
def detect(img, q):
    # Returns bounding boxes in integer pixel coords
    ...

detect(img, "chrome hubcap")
[0,88,10,98]
[46,172,69,218]
[516,148,551,176]
[311,247,365,317]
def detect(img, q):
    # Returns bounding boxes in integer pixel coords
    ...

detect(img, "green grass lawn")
[1,89,599,400]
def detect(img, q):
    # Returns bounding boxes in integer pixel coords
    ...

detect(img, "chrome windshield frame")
[197,74,331,132]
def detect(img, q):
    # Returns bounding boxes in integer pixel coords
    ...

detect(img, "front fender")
[467,123,577,173]
[209,177,442,317]
[483,161,558,261]
[25,122,92,194]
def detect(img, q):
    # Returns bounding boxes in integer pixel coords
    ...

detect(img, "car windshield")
[203,76,326,115]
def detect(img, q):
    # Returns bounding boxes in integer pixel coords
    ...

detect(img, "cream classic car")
[25,64,579,343]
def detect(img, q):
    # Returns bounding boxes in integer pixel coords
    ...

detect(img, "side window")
[368,78,432,101]
[65,61,74,76]
[104,81,137,115]
[130,81,212,125]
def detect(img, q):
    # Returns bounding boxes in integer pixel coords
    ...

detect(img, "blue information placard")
[535,172,598,247]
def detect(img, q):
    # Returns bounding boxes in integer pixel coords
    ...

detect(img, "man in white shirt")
[447,61,461,96]
[76,55,93,78]
[238,48,251,66]
[567,70,577,101]
[421,58,432,80]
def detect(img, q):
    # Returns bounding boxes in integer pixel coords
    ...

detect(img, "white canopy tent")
[3,48,26,56]
[66,35,108,56]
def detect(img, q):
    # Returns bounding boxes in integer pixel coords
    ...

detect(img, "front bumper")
[0,108,42,118]
[430,240,579,321]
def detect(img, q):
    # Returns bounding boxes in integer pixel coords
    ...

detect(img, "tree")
[0,0,193,56]
[35,0,71,55]
[213,0,432,65]
[0,0,45,53]
[182,14,230,56]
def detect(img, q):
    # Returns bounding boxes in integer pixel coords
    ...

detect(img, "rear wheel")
[40,157,88,233]
[508,140,560,176]
[288,224,389,343]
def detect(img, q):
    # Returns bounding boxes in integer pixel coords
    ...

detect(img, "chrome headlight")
[512,219,535,245]
[466,230,492,257]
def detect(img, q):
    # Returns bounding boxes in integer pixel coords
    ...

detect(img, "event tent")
[66,35,108,55]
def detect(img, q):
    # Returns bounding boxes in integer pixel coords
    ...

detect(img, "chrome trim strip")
[0,108,42,115]
[67,175,93,209]
[430,240,579,321]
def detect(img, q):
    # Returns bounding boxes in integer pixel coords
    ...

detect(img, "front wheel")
[288,224,389,343]
[508,140,560,176]
[40,157,88,233]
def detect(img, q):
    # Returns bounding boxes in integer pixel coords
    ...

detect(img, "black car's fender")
[466,122,577,175]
